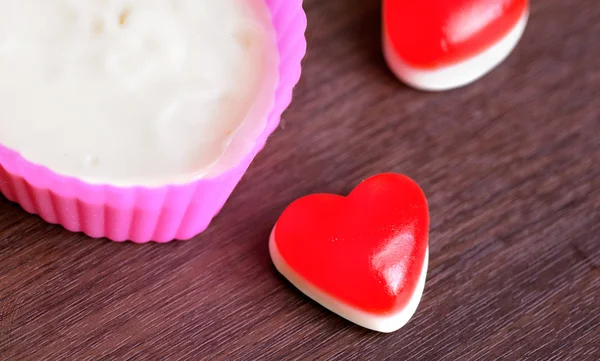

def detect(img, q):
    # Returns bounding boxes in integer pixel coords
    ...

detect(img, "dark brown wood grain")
[1,0,599,359]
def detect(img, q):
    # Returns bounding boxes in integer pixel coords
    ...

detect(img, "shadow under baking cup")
[0,0,307,243]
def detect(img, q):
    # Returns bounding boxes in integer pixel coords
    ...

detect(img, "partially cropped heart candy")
[270,174,429,333]
[383,0,529,91]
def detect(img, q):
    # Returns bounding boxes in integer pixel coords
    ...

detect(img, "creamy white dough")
[0,0,279,186]
[269,230,429,333]
[383,11,528,92]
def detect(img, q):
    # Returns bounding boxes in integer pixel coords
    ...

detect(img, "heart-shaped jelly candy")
[383,0,529,90]
[270,173,429,332]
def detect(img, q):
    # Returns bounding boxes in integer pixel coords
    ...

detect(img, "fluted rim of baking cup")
[0,0,307,243]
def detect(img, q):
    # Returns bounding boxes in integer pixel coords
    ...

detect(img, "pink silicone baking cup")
[0,0,307,243]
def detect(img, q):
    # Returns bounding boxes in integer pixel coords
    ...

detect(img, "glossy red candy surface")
[274,174,429,314]
[384,0,529,69]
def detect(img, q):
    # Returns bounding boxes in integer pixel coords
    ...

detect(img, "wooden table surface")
[1,1,599,360]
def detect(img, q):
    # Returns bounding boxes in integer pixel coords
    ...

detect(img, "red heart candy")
[383,0,529,90]
[270,174,429,332]
[384,0,528,68]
